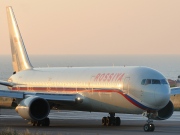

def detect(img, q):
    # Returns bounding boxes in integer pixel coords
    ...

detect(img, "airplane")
[0,6,180,132]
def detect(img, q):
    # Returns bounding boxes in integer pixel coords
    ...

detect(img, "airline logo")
[94,73,125,82]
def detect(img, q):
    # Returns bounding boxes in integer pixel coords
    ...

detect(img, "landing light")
[117,84,122,88]
[75,96,83,103]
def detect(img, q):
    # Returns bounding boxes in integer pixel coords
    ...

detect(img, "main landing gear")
[102,113,121,126]
[143,112,155,132]
[31,117,50,127]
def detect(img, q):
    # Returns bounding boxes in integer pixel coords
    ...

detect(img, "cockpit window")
[161,79,168,84]
[152,79,161,84]
[141,79,168,85]
[141,79,146,85]
[145,79,151,85]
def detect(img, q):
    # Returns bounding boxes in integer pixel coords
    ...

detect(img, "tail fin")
[6,6,33,73]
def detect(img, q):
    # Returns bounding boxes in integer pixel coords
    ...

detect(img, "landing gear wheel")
[149,124,155,131]
[101,113,121,127]
[37,121,41,126]
[32,123,35,126]
[102,117,107,126]
[31,117,50,127]
[32,121,36,126]
[143,124,150,132]
[106,117,112,126]
[115,117,121,126]
[42,117,50,127]
[143,124,155,132]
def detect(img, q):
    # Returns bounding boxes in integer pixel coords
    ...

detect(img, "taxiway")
[0,109,180,135]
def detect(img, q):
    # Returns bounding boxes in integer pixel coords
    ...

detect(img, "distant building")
[168,79,176,87]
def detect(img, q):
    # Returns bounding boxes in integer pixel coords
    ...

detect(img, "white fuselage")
[8,66,170,114]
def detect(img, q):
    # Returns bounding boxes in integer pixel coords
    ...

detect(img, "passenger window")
[145,79,151,85]
[152,79,160,84]
[141,79,146,85]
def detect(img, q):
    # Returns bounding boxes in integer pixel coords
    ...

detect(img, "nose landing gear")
[143,119,155,132]
[142,111,156,132]
[102,113,121,126]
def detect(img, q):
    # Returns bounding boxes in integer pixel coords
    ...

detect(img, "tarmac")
[0,109,180,135]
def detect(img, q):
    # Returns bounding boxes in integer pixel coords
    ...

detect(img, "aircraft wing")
[0,80,83,104]
[171,87,180,95]
[0,89,83,103]
[170,87,180,110]
[0,80,14,87]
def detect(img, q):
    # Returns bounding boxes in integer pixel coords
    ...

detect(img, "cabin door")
[123,77,130,94]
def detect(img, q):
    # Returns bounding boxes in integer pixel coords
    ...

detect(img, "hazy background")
[1,0,180,55]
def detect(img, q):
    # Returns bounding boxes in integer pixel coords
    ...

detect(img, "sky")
[0,0,180,55]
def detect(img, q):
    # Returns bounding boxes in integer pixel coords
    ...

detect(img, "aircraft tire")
[37,121,41,126]
[143,124,155,132]
[42,117,50,127]
[149,124,155,131]
[143,124,149,132]
[115,117,121,126]
[102,117,107,126]
[106,117,112,126]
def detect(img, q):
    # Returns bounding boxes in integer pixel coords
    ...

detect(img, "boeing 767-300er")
[0,6,180,132]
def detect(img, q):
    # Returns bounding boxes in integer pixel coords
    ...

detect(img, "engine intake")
[15,96,50,121]
[154,101,174,120]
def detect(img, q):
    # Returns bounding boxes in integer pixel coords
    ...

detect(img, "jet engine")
[153,101,174,120]
[15,96,50,121]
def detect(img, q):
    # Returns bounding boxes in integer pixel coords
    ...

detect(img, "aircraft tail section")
[6,6,33,73]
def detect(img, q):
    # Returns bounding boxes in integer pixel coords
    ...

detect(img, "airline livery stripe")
[11,87,156,110]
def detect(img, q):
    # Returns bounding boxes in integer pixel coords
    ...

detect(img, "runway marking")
[0,111,180,121]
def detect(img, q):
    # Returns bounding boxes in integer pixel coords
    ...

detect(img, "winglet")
[6,6,33,73]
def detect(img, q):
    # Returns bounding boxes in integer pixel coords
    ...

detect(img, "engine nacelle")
[153,101,174,120]
[15,96,50,121]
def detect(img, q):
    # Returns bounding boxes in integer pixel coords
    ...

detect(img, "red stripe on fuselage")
[11,86,152,110]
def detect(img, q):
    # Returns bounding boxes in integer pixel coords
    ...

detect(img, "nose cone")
[154,85,170,109]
